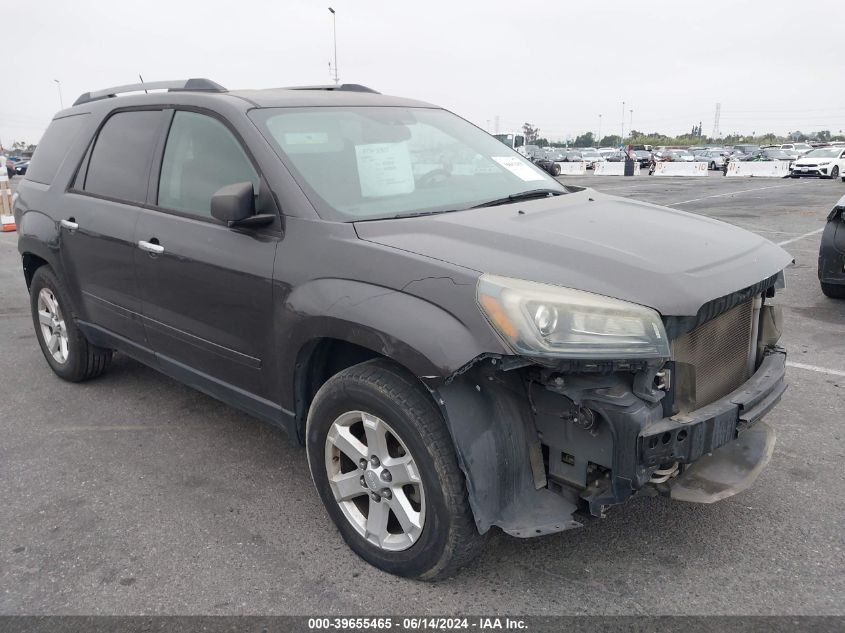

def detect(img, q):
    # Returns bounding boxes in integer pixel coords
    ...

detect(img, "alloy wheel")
[324,410,425,551]
[37,288,69,364]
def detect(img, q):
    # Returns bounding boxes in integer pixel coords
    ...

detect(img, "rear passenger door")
[61,109,166,351]
[134,109,280,407]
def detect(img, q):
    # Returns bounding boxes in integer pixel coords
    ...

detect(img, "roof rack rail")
[284,84,380,94]
[73,78,227,107]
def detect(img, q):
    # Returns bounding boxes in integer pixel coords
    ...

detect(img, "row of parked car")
[520,142,845,180]
[686,144,845,179]
[1,155,30,178]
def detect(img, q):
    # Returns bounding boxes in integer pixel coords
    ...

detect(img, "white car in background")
[578,148,606,169]
[790,147,845,179]
[695,149,729,170]
[780,142,813,156]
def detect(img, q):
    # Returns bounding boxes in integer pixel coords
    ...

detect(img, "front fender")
[281,277,497,385]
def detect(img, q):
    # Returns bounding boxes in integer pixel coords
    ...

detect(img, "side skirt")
[76,320,297,439]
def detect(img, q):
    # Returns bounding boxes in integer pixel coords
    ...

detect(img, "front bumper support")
[667,420,776,503]
[436,349,786,537]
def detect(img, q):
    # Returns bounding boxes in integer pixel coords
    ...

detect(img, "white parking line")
[669,181,808,206]
[776,228,823,247]
[786,361,845,378]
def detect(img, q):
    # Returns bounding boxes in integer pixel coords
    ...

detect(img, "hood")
[354,189,793,316]
[794,156,831,165]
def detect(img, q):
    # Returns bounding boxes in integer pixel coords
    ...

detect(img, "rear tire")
[551,163,561,176]
[821,282,845,299]
[29,266,112,382]
[306,359,485,580]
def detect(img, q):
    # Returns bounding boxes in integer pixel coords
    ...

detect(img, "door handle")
[138,240,164,255]
[60,219,79,231]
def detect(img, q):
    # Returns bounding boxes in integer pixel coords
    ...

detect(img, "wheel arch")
[282,278,502,441]
[22,252,50,289]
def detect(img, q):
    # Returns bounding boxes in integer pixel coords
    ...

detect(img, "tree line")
[521,122,845,148]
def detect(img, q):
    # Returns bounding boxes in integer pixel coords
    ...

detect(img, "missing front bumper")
[667,421,776,503]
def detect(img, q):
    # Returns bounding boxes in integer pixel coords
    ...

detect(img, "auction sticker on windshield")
[356,142,415,197]
[492,156,545,181]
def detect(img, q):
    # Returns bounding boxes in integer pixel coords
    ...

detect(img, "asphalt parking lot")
[1,173,843,616]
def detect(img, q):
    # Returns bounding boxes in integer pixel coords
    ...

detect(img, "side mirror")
[211,181,274,228]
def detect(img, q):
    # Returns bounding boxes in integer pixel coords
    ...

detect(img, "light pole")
[328,7,339,85]
[597,114,602,147]
[54,79,63,109]
[629,109,633,143]
[621,101,625,144]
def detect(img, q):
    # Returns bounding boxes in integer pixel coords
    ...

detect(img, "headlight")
[477,274,670,359]
[818,160,831,165]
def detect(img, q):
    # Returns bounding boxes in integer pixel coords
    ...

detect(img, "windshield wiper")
[389,209,462,219]
[470,188,565,209]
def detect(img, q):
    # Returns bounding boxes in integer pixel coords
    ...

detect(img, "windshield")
[250,107,565,221]
[805,148,839,158]
[580,149,600,157]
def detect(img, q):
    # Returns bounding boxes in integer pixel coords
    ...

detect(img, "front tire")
[306,359,485,580]
[829,166,840,180]
[29,266,112,381]
[821,282,845,299]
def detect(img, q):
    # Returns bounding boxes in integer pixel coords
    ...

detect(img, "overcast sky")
[3,0,844,145]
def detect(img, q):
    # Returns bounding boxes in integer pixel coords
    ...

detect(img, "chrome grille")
[672,300,754,412]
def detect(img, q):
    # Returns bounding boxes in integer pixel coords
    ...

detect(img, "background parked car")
[658,149,695,162]
[632,150,652,167]
[603,151,627,162]
[790,147,845,179]
[578,148,605,169]
[780,142,813,156]
[695,149,729,170]
[760,148,798,169]
[818,195,845,298]
[12,159,29,176]
[522,145,544,160]
[732,144,761,156]
[530,150,562,176]
[558,150,583,162]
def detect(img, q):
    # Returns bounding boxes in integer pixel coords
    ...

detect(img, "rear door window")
[157,111,259,217]
[25,114,90,185]
[83,110,164,204]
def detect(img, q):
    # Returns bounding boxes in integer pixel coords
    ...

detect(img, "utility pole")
[629,109,633,142]
[328,7,339,85]
[53,79,63,109]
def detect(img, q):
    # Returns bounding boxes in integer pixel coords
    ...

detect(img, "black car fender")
[16,210,65,289]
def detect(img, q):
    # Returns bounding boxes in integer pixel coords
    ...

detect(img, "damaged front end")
[435,274,787,538]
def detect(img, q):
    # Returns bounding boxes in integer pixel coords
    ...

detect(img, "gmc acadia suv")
[14,78,792,579]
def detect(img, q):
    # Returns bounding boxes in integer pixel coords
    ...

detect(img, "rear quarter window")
[25,114,90,185]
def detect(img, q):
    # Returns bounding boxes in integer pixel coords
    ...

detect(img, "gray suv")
[14,78,792,579]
